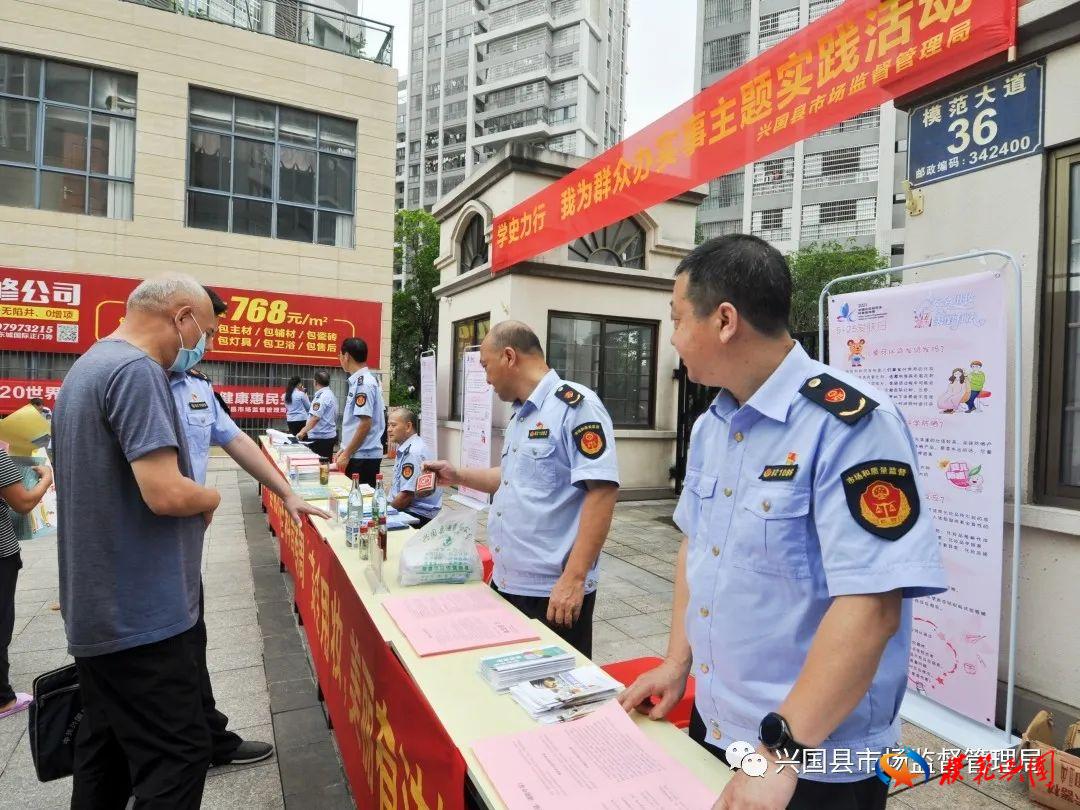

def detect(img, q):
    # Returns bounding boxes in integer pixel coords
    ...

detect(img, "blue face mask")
[169,313,207,373]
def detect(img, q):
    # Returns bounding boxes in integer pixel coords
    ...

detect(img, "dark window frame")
[451,313,490,420]
[0,48,136,219]
[184,87,357,247]
[1037,142,1080,507]
[547,311,659,429]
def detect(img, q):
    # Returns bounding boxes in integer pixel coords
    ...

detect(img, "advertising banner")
[490,0,1016,271]
[0,266,381,367]
[0,378,62,414]
[420,352,438,458]
[828,271,1006,728]
[458,350,493,504]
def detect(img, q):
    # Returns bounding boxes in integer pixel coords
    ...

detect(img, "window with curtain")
[1039,145,1080,506]
[0,50,135,219]
[452,315,490,419]
[548,313,658,428]
[185,88,356,247]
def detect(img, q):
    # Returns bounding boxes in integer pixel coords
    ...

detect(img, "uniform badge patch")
[312,401,321,411]
[800,374,878,425]
[841,460,920,541]
[572,422,606,458]
[188,400,209,411]
[528,428,551,439]
[355,392,367,407]
[760,464,798,481]
[401,463,414,480]
[555,384,583,407]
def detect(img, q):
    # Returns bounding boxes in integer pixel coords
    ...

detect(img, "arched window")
[459,214,488,272]
[568,218,645,268]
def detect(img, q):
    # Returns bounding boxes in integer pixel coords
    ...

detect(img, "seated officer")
[617,235,947,810]
[425,321,620,657]
[386,406,440,527]
[171,286,328,768]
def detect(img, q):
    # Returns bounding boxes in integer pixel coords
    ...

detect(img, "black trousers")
[0,552,20,706]
[491,583,596,658]
[307,437,336,461]
[72,623,211,810]
[345,457,382,488]
[286,420,307,436]
[194,587,241,762]
[689,707,889,810]
[404,511,432,528]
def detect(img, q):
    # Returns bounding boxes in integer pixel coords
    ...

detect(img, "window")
[812,108,880,136]
[752,156,794,195]
[548,313,658,428]
[452,315,490,419]
[547,132,576,154]
[548,104,576,124]
[702,33,749,77]
[569,217,645,268]
[459,214,488,272]
[701,171,744,210]
[758,8,800,51]
[751,207,792,241]
[1039,145,1080,505]
[704,0,750,27]
[699,219,742,240]
[803,145,878,188]
[809,0,844,21]
[186,89,356,246]
[0,51,135,218]
[800,197,875,242]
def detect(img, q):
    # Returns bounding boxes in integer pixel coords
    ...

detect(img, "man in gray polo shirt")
[54,275,222,809]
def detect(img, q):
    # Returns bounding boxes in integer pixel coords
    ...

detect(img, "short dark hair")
[29,397,43,407]
[202,286,228,317]
[390,407,418,432]
[674,234,791,335]
[340,337,368,364]
[487,320,543,357]
[314,370,331,387]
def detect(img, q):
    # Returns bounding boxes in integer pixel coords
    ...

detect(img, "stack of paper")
[479,646,576,692]
[508,665,622,724]
[382,589,539,656]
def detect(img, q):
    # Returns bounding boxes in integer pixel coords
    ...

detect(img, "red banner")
[262,480,466,809]
[0,266,382,367]
[491,0,1016,271]
[215,386,289,420]
[0,378,62,414]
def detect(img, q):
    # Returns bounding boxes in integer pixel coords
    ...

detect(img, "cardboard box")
[1024,710,1080,809]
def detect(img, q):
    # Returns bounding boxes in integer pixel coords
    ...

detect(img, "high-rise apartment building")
[694,0,907,262]
[396,0,629,219]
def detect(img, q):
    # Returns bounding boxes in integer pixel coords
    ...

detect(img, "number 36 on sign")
[907,62,1044,188]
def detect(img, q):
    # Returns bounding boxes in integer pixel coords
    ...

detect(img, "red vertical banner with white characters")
[829,271,1006,728]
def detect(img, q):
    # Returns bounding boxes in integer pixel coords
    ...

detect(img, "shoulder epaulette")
[187,368,210,382]
[554,383,584,407]
[799,373,878,425]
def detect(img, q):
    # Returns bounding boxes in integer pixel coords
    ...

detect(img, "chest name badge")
[401,462,414,480]
[760,464,798,481]
[189,400,209,411]
[528,428,550,439]
[840,459,919,541]
[572,422,606,458]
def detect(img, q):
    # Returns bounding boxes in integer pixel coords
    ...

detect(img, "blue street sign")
[908,62,1044,188]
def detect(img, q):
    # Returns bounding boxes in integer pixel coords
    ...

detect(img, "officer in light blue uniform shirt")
[283,375,311,435]
[297,370,338,462]
[169,370,241,486]
[618,236,947,810]
[335,337,385,487]
[423,321,620,658]
[386,406,441,526]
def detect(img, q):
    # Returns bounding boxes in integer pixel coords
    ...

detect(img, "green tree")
[786,240,892,334]
[390,209,441,411]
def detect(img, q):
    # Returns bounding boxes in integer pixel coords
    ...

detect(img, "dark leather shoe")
[212,740,274,766]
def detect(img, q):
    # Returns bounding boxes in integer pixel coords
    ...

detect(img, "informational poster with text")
[420,353,438,458]
[458,350,492,505]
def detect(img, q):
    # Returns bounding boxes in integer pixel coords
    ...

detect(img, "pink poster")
[829,271,1005,728]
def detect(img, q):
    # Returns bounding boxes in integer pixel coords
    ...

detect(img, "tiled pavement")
[1,463,1041,808]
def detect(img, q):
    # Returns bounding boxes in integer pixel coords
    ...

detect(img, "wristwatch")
[759,712,807,760]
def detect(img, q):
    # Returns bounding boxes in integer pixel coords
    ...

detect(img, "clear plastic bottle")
[345,473,362,549]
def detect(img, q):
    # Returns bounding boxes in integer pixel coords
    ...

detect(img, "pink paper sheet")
[472,700,719,810]
[382,588,539,656]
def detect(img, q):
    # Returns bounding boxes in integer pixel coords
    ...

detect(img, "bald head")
[485,320,543,358]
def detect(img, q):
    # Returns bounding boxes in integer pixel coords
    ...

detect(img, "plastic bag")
[398,510,483,586]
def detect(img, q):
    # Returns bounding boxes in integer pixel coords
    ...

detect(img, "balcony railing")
[122,0,393,65]
[752,226,792,242]
[803,167,878,189]
[800,220,876,242]
[753,176,794,196]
